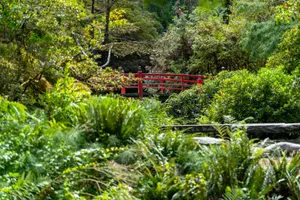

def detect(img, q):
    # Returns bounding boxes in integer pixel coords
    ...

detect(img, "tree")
[80,0,161,72]
[267,0,300,73]
[0,0,92,101]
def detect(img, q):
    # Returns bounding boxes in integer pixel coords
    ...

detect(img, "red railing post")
[137,71,143,99]
[181,76,184,91]
[197,78,203,85]
[160,80,165,94]
[121,87,126,95]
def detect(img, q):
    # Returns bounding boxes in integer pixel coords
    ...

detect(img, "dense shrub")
[0,96,299,199]
[204,67,300,124]
[166,67,300,129]
[165,86,202,124]
[40,76,90,124]
[267,24,300,73]
[165,72,235,123]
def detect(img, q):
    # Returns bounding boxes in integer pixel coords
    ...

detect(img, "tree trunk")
[91,0,95,14]
[103,0,111,44]
[223,0,231,24]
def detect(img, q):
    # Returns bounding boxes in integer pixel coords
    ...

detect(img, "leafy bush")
[165,72,234,124]
[137,161,207,200]
[165,86,202,124]
[267,24,300,73]
[88,67,138,93]
[40,76,90,124]
[203,67,300,126]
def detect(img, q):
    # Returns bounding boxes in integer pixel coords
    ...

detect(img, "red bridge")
[121,72,208,99]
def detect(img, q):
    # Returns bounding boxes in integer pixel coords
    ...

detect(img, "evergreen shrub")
[205,67,300,124]
[165,71,235,123]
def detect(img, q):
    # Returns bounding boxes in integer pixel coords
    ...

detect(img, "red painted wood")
[121,87,126,95]
[160,80,164,94]
[121,71,208,98]
[181,76,184,91]
[197,78,203,85]
[137,71,143,99]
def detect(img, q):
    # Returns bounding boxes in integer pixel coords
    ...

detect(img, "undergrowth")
[0,86,299,199]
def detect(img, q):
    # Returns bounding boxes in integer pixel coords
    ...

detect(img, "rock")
[238,123,300,136]
[264,142,300,152]
[163,123,300,139]
[194,137,225,145]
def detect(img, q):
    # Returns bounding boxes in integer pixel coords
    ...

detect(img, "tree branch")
[72,32,88,57]
[100,43,114,70]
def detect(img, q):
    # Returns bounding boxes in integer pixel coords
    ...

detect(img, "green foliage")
[241,21,293,61]
[165,86,202,123]
[196,0,224,14]
[189,16,253,74]
[203,68,300,129]
[199,128,258,197]
[88,67,138,93]
[165,72,234,124]
[267,24,300,73]
[40,76,90,123]
[0,0,88,100]
[60,161,139,199]
[0,172,50,200]
[1,0,300,199]
[151,0,295,75]
[151,2,265,74]
[0,96,28,122]
[145,0,199,29]
[267,152,300,199]
[137,161,207,200]
[151,15,192,73]
[265,0,300,73]
[96,183,139,200]
[129,122,300,199]
[275,0,300,23]
[0,96,299,199]
[232,0,277,22]
[78,96,147,144]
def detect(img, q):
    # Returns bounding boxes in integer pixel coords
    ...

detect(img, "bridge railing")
[121,71,208,99]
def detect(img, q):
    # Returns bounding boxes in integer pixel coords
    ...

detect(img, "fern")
[0,172,51,199]
[79,96,147,144]
[222,187,248,200]
[0,97,28,122]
